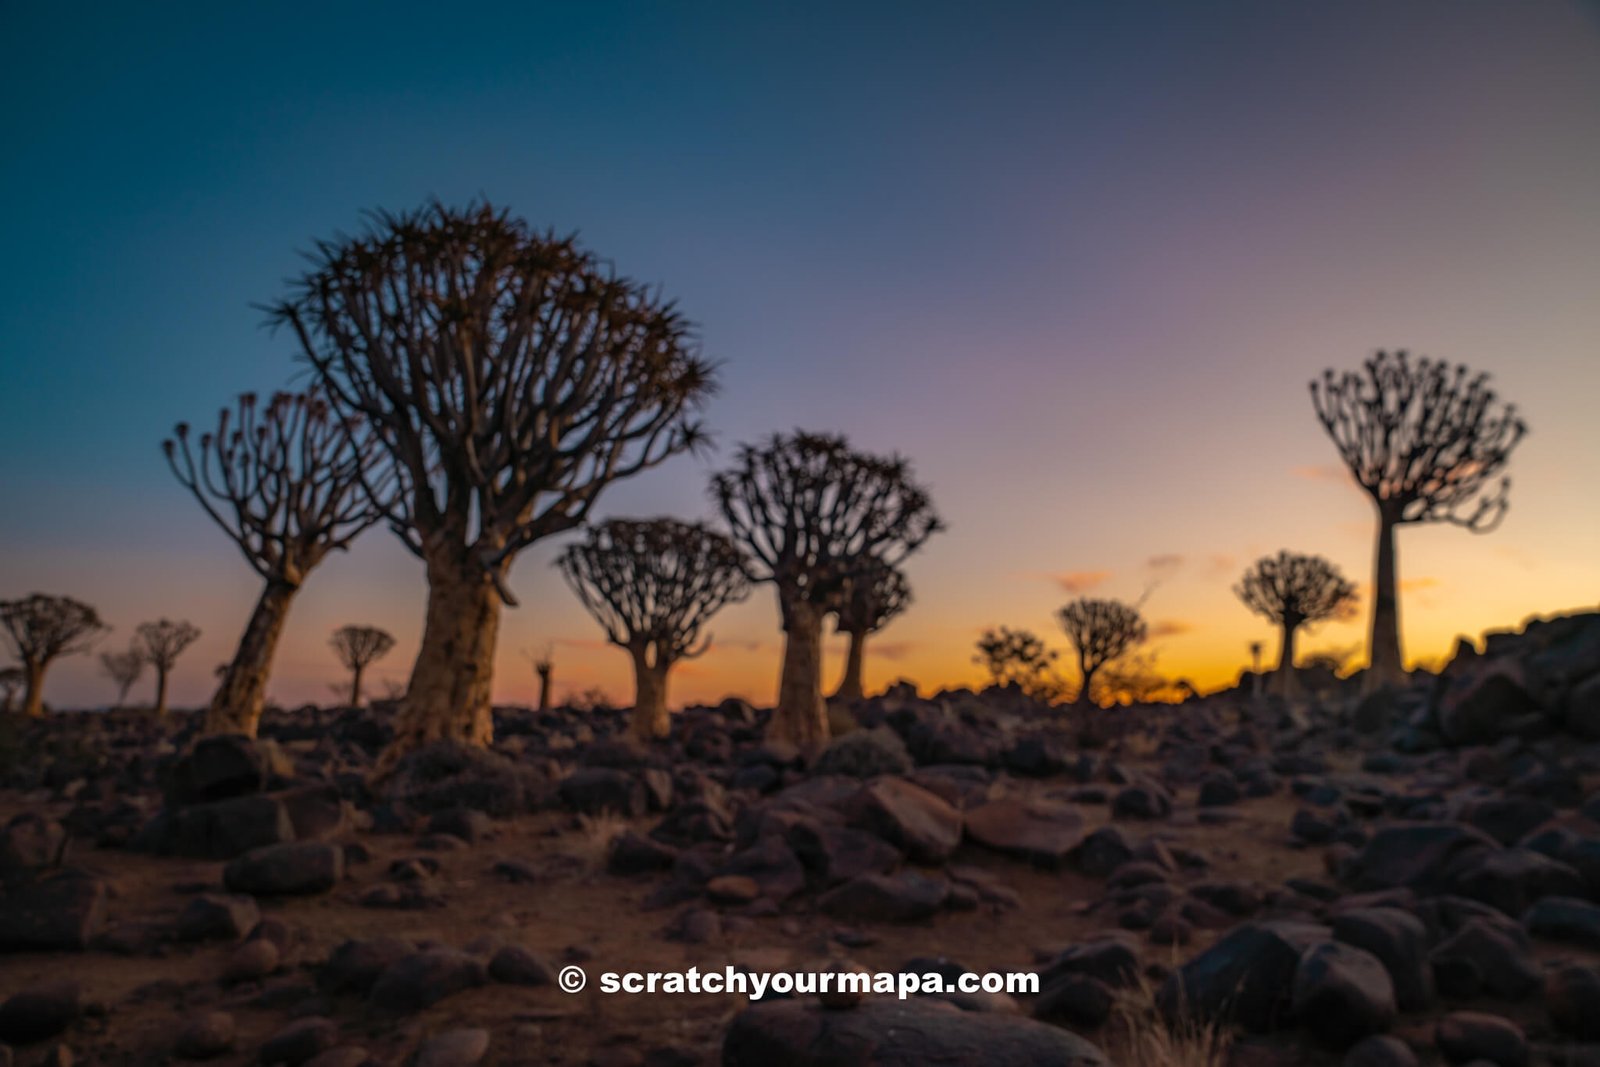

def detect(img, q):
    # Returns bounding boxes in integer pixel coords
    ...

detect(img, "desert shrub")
[388,740,554,817]
[1107,976,1230,1067]
[811,727,913,779]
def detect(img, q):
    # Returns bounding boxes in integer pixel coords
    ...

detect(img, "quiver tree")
[330,625,396,707]
[0,667,22,713]
[973,626,1064,703]
[559,518,750,741]
[713,432,943,745]
[831,559,911,702]
[165,389,390,737]
[274,202,715,776]
[134,618,201,717]
[524,647,555,713]
[1234,551,1357,699]
[1312,351,1526,690]
[0,594,109,717]
[99,647,145,708]
[1056,597,1148,708]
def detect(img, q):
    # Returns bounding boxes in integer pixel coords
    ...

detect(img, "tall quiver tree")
[1234,552,1357,699]
[0,594,109,717]
[1057,597,1147,708]
[275,202,715,775]
[166,390,390,737]
[832,559,911,702]
[713,432,943,745]
[1312,352,1526,691]
[559,519,750,741]
[134,618,201,717]
[330,625,396,707]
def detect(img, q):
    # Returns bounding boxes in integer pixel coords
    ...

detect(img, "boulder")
[412,1029,489,1067]
[843,778,962,864]
[1446,847,1585,915]
[0,871,107,951]
[1338,823,1497,895]
[818,872,949,923]
[1158,920,1330,1032]
[174,1011,236,1060]
[0,981,80,1045]
[1437,660,1538,745]
[368,950,487,1013]
[387,741,552,817]
[0,814,66,883]
[1429,918,1539,1000]
[1291,942,1397,1047]
[224,842,343,897]
[1434,1012,1527,1067]
[1522,896,1600,948]
[811,729,914,779]
[786,821,901,887]
[259,1017,339,1066]
[723,996,1108,1067]
[963,799,1086,870]
[1546,963,1600,1040]
[1331,908,1433,1011]
[176,894,261,942]
[559,768,646,818]
[320,937,417,995]
[1344,1035,1418,1067]
[155,795,295,859]
[165,735,271,806]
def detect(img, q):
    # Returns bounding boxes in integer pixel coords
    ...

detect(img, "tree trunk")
[116,681,133,708]
[1075,655,1098,708]
[537,669,552,713]
[833,630,866,702]
[22,659,45,719]
[205,578,298,737]
[630,649,671,742]
[771,598,829,746]
[1366,504,1405,692]
[350,664,365,708]
[373,549,501,779]
[154,666,170,718]
[1276,619,1301,700]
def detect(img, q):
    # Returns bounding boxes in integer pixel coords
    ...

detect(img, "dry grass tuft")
[571,810,629,874]
[1104,977,1232,1067]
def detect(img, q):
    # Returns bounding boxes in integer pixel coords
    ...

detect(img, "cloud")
[1054,569,1111,594]
[1146,553,1185,575]
[1146,619,1193,640]
[1206,553,1237,576]
[1399,577,1441,593]
[870,641,917,662]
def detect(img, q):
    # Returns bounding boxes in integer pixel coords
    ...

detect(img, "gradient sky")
[2,2,1598,712]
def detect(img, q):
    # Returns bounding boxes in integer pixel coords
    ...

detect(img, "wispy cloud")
[1207,553,1237,577]
[1146,553,1185,575]
[1147,619,1193,639]
[871,640,917,662]
[1054,569,1112,594]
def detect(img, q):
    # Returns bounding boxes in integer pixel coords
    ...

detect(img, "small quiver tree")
[0,667,23,713]
[559,518,750,741]
[134,618,201,718]
[330,625,396,707]
[99,647,145,708]
[1234,551,1357,700]
[831,558,911,702]
[1057,597,1148,708]
[712,431,943,746]
[0,594,108,718]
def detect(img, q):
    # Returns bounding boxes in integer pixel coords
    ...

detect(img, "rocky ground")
[0,609,1598,1067]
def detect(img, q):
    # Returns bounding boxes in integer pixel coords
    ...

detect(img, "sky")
[2,1,1598,712]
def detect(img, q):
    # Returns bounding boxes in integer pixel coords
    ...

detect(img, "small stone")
[706,875,761,905]
[259,1016,339,1066]
[223,938,280,983]
[174,1012,236,1060]
[411,1028,489,1067]
[1435,1012,1527,1067]
[0,981,80,1044]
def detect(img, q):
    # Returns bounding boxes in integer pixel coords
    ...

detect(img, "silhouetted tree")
[1057,597,1147,708]
[1312,351,1526,690]
[973,626,1065,703]
[0,594,109,717]
[559,519,750,741]
[713,432,942,744]
[99,647,144,708]
[0,666,21,714]
[832,559,911,702]
[167,389,389,737]
[1235,550,1358,699]
[330,625,396,707]
[133,618,201,718]
[277,203,715,777]
[521,646,555,712]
